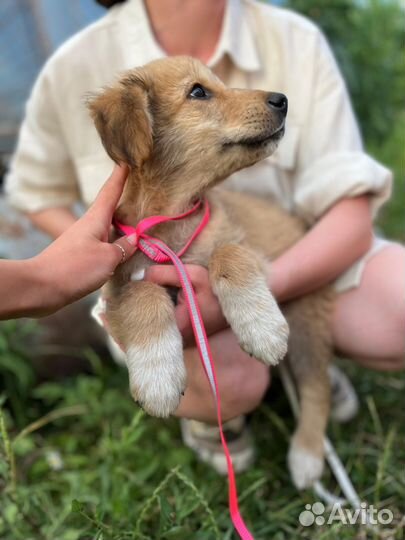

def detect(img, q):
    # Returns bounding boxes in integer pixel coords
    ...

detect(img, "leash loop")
[114,199,254,540]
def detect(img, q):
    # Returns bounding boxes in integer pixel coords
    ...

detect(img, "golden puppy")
[88,57,333,489]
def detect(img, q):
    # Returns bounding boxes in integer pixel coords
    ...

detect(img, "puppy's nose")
[266,92,288,115]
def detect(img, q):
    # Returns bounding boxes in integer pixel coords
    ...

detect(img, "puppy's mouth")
[223,124,285,150]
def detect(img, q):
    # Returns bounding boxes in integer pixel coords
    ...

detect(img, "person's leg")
[332,243,405,371]
[178,243,405,476]
[175,328,271,422]
[175,328,269,473]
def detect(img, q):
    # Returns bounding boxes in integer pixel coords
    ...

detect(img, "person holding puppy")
[5,0,404,473]
[1,165,137,319]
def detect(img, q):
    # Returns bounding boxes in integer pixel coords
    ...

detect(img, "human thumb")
[112,233,138,265]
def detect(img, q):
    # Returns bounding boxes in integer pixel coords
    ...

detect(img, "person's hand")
[32,164,138,314]
[145,264,228,345]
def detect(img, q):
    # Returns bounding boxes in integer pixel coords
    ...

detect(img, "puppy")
[88,57,333,489]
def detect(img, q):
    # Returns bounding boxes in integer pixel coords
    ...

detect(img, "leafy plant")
[285,0,405,240]
[0,320,37,426]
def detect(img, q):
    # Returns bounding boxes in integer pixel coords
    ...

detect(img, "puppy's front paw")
[215,277,289,366]
[288,438,324,489]
[126,322,186,417]
[238,305,289,366]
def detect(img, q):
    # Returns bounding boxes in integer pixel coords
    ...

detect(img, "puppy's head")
[88,57,287,194]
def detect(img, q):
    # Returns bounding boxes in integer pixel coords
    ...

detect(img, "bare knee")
[220,361,270,421]
[391,299,405,364]
[176,343,271,423]
[353,300,404,370]
[333,243,405,369]
[352,353,405,372]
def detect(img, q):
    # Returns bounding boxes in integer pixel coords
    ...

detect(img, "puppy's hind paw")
[288,440,324,490]
[126,323,186,417]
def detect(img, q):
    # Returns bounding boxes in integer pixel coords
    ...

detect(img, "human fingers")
[86,164,129,223]
[109,233,138,267]
[145,264,209,289]
[145,265,182,287]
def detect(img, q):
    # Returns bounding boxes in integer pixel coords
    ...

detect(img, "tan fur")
[88,57,333,488]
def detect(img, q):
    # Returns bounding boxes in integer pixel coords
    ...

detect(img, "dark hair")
[95,0,127,8]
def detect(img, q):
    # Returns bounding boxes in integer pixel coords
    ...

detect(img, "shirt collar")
[120,0,261,73]
[207,0,261,73]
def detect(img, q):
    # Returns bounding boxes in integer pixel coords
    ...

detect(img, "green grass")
[0,321,404,540]
[371,111,405,243]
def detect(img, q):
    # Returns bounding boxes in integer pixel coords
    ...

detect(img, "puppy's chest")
[125,202,244,280]
[181,205,245,267]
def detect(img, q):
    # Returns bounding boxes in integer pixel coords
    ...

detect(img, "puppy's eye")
[188,84,210,100]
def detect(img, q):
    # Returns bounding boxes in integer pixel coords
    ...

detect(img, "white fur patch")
[90,296,107,327]
[107,334,127,366]
[213,277,289,366]
[126,322,186,417]
[131,268,146,281]
[288,442,324,489]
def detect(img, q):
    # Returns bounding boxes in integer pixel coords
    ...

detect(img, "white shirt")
[5,0,392,290]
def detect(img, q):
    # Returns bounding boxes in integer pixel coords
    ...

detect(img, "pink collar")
[113,198,210,262]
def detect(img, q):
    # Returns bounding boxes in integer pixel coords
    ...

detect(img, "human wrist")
[266,260,290,303]
[28,254,65,316]
[2,258,52,318]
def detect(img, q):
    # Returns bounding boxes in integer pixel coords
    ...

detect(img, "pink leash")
[114,199,254,540]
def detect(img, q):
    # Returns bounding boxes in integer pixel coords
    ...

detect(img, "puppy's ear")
[87,72,152,168]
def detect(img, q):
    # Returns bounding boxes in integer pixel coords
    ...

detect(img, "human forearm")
[0,259,49,319]
[27,207,77,238]
[268,196,373,302]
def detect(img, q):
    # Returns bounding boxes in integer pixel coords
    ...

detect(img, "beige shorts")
[334,236,391,293]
